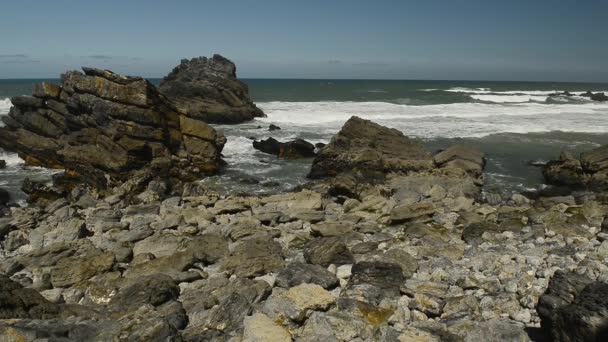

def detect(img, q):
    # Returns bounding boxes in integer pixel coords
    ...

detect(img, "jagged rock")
[0,67,225,193]
[309,116,434,179]
[109,274,180,313]
[544,146,608,191]
[159,54,265,124]
[303,237,354,267]
[537,271,608,342]
[253,137,316,159]
[591,92,608,102]
[275,262,339,289]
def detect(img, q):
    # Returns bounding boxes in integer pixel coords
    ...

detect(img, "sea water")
[1,78,608,202]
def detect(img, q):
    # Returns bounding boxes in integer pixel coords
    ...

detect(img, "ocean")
[2,78,608,203]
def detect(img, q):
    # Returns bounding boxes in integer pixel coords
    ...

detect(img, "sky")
[0,0,607,81]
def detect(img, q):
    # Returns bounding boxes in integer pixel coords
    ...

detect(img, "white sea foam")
[0,98,12,115]
[470,94,549,103]
[0,152,24,167]
[256,100,608,139]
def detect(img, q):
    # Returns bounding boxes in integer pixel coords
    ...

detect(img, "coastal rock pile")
[0,67,226,193]
[159,54,265,124]
[543,145,608,191]
[1,114,607,340]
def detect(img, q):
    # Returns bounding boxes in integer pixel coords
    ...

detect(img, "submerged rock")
[0,68,225,193]
[159,54,265,124]
[253,137,316,159]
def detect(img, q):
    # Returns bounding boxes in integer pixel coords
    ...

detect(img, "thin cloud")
[0,60,40,64]
[0,54,27,58]
[327,60,343,64]
[352,62,388,67]
[85,55,115,60]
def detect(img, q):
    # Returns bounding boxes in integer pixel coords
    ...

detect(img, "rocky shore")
[0,69,607,341]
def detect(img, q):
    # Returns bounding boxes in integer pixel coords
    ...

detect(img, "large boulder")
[159,54,265,124]
[0,67,226,192]
[543,146,608,191]
[537,271,608,342]
[308,116,434,179]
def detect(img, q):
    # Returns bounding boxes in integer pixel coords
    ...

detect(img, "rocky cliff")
[159,54,265,124]
[0,67,225,192]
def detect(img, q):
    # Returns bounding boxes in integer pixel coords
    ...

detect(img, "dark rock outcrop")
[308,116,434,179]
[543,146,608,191]
[159,54,265,124]
[538,271,608,342]
[0,160,5,169]
[0,67,226,193]
[591,92,608,102]
[253,137,316,159]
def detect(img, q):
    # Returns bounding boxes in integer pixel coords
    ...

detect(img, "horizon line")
[1,77,608,84]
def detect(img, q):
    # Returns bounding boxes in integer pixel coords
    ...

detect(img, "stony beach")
[0,56,607,341]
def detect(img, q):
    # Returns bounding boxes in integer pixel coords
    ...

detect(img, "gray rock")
[159,54,265,124]
[221,235,284,277]
[276,262,339,289]
[304,237,354,267]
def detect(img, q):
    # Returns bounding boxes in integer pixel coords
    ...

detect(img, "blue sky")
[1,0,607,81]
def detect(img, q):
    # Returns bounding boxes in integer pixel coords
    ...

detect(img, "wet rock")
[543,146,608,191]
[275,262,339,289]
[0,160,5,169]
[268,124,281,131]
[253,137,316,159]
[159,54,265,124]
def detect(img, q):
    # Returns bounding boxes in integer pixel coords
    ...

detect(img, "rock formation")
[0,67,225,193]
[253,137,316,159]
[543,146,608,191]
[308,116,486,200]
[159,54,265,124]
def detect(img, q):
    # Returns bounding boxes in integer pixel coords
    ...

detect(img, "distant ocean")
[2,78,608,202]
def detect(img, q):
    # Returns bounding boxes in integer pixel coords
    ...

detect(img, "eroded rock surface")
[0,68,226,194]
[159,54,265,124]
